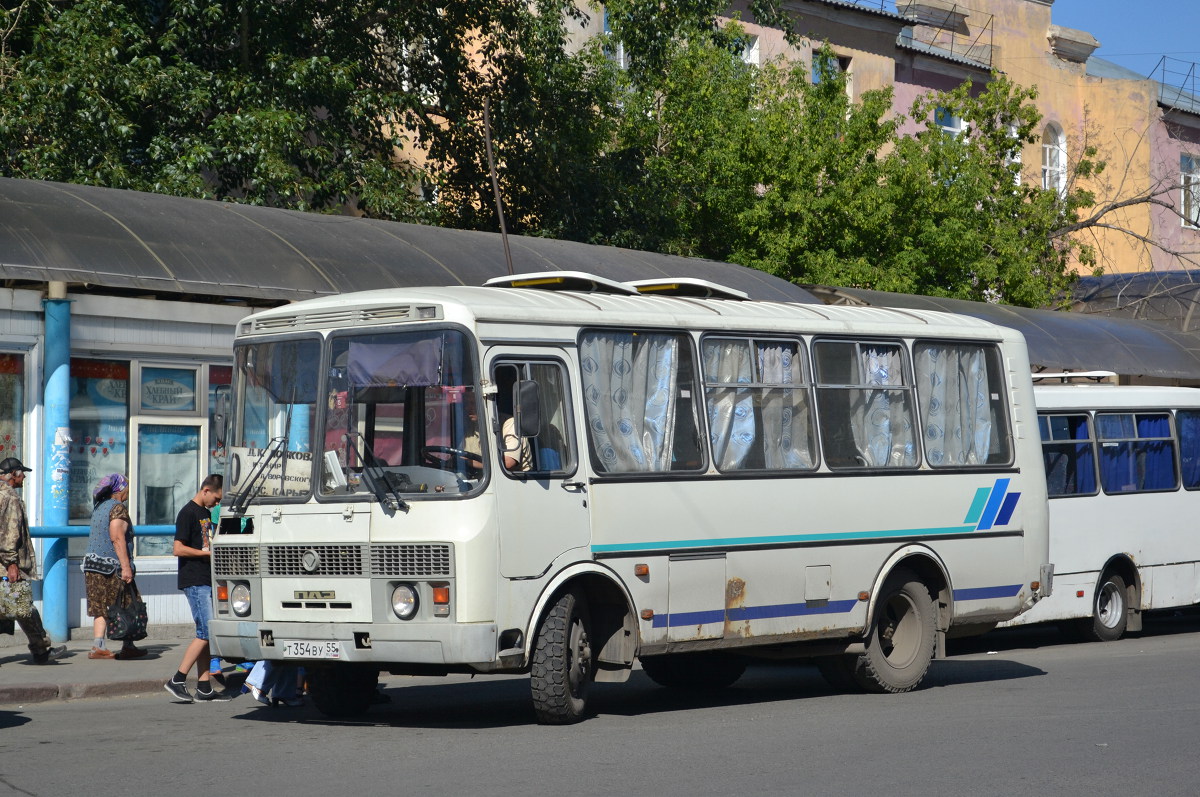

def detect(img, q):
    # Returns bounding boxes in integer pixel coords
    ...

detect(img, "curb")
[0,678,166,705]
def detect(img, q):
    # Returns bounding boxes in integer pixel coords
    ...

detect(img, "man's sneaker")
[164,679,194,703]
[33,644,67,664]
[194,687,233,702]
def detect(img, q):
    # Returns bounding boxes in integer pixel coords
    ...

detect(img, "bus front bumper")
[209,618,499,667]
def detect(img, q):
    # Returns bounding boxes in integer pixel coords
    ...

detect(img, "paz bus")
[1001,382,1200,641]
[208,272,1051,723]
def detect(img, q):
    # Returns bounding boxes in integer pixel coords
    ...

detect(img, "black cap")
[0,457,32,474]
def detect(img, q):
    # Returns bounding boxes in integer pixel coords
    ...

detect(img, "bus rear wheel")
[1085,572,1129,642]
[854,568,936,693]
[640,652,746,690]
[531,590,594,724]
[307,664,379,718]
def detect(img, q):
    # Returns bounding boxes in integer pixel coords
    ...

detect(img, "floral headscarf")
[93,473,129,498]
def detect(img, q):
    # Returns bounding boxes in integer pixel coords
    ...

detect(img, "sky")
[1048,0,1200,80]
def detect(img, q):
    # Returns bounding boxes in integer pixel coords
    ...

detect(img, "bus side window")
[494,360,575,476]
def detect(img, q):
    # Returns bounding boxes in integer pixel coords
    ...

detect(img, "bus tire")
[855,568,936,693]
[640,652,746,690]
[1085,572,1129,642]
[307,664,378,718]
[531,590,594,724]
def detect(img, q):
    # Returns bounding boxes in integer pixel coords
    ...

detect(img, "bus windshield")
[227,337,322,504]
[319,328,483,498]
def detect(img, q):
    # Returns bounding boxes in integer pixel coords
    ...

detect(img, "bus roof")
[1034,383,1200,410]
[238,278,1018,341]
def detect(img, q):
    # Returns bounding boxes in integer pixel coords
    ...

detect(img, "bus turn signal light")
[634,564,650,577]
[432,586,450,605]
[640,609,654,620]
[216,585,229,602]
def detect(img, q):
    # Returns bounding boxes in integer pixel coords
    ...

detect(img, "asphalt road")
[3,613,1199,797]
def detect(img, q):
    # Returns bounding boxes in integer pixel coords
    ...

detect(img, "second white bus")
[1003,383,1200,640]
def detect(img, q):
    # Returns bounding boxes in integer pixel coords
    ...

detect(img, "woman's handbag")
[0,577,33,620]
[82,552,120,575]
[105,580,148,641]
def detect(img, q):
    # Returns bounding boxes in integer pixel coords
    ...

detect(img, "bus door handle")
[561,480,586,492]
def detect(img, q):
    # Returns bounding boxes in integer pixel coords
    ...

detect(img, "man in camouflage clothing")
[0,457,66,664]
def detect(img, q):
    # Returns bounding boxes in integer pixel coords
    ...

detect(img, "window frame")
[699,333,818,474]
[1094,410,1179,495]
[1041,122,1067,197]
[1181,153,1200,228]
[812,337,919,471]
[1038,412,1100,498]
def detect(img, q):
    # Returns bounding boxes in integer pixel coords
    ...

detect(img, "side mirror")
[514,380,541,438]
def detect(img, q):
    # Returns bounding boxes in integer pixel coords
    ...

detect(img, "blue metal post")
[41,295,72,642]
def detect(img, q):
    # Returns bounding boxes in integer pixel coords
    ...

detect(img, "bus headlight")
[230,583,252,617]
[391,584,419,620]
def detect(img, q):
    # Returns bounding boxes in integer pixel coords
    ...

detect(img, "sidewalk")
[0,632,247,705]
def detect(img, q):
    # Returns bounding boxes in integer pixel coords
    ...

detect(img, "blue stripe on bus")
[593,525,977,554]
[650,599,859,629]
[994,492,1021,527]
[963,486,991,524]
[975,478,1011,531]
[953,584,1022,601]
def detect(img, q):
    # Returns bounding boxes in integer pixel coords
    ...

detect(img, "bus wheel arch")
[526,569,638,723]
[821,553,946,694]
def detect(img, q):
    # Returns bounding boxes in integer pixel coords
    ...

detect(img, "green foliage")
[0,0,1099,307]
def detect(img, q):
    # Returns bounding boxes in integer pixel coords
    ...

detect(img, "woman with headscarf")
[82,473,145,660]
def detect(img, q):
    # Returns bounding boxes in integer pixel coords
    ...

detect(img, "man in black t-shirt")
[163,474,230,703]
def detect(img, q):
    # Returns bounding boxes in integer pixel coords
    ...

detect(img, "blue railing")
[31,525,176,538]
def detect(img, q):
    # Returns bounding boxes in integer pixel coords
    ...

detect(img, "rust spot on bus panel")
[725,577,751,638]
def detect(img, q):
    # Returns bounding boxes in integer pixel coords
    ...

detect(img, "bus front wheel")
[531,590,594,724]
[855,568,936,693]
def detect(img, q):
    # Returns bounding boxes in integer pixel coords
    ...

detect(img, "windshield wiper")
[343,432,409,513]
[230,435,286,516]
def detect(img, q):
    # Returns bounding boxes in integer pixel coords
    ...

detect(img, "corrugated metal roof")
[806,284,1200,380]
[0,178,819,305]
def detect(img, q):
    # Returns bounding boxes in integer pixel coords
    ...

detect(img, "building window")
[935,107,964,138]
[602,8,628,70]
[1007,123,1022,185]
[811,54,851,83]
[1182,154,1200,228]
[741,35,760,66]
[1041,123,1067,196]
[68,359,130,523]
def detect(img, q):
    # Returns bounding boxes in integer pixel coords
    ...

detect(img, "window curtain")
[849,346,914,467]
[1138,414,1175,490]
[702,340,755,470]
[580,332,679,472]
[758,343,812,469]
[914,344,992,466]
[1179,411,1200,489]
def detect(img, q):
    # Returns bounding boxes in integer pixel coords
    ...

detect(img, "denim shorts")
[183,585,212,641]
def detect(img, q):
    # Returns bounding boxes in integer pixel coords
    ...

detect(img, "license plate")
[281,640,342,659]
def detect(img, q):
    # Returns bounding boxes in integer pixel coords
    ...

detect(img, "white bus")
[209,272,1051,723]
[1002,383,1200,640]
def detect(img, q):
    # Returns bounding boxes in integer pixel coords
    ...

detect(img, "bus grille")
[265,545,365,576]
[370,544,453,577]
[213,545,260,577]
